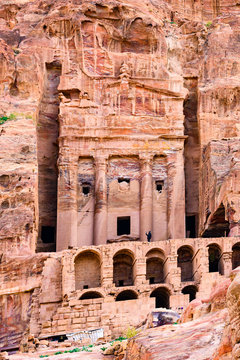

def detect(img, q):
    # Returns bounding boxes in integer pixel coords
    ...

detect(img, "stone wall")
[0,236,239,349]
[41,297,155,339]
[41,237,240,338]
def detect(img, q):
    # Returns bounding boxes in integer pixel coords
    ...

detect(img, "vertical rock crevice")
[36,62,62,252]
[184,77,200,238]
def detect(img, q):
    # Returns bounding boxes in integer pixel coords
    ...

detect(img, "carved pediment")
[106,79,183,98]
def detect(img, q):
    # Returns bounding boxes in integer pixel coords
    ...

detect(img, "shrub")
[0,114,16,125]
[206,21,212,28]
[125,326,138,339]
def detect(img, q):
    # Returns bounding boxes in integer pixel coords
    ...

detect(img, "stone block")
[63,314,71,319]
[57,319,69,326]
[87,316,100,322]
[57,325,67,332]
[81,299,93,305]
[69,299,82,307]
[42,321,51,328]
[72,317,86,324]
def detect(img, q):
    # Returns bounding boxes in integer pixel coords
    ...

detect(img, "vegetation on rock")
[0,114,16,125]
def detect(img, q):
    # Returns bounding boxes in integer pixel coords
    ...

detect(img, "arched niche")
[177,246,194,282]
[146,249,165,284]
[150,287,170,309]
[75,250,101,290]
[116,290,138,301]
[232,243,240,270]
[113,249,135,287]
[182,285,198,302]
[208,244,222,274]
[80,291,103,300]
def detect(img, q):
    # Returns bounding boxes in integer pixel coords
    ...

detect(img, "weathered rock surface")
[0,254,62,351]
[127,278,234,359]
[126,310,229,360]
[226,267,240,359]
[0,0,240,358]
[0,0,239,252]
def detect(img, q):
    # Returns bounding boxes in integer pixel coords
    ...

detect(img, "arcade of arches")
[66,238,240,306]
[72,239,239,298]
[42,237,240,339]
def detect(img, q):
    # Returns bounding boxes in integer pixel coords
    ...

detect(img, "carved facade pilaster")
[94,156,108,245]
[139,154,153,242]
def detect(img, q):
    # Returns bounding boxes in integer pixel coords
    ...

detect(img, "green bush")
[0,113,16,125]
[125,326,138,339]
[206,21,212,28]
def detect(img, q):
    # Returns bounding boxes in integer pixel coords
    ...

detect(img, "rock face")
[0,254,62,351]
[127,310,229,360]
[0,0,239,252]
[126,277,233,360]
[226,267,240,359]
[0,0,240,357]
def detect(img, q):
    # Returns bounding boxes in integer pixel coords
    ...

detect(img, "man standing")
[146,231,152,242]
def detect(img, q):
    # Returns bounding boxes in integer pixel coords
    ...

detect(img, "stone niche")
[152,156,168,241]
[107,157,140,241]
[77,158,95,247]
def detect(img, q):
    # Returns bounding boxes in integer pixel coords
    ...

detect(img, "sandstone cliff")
[0,0,239,252]
[0,0,240,357]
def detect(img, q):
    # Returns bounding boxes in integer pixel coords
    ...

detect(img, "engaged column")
[57,160,78,251]
[94,156,108,245]
[140,155,153,242]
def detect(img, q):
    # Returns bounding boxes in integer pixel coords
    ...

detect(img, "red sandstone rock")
[126,309,229,360]
[0,0,238,253]
[0,0,240,358]
[203,278,231,311]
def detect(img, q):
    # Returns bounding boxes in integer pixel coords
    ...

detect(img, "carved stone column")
[167,149,185,239]
[221,251,232,277]
[94,156,108,245]
[140,155,153,242]
[167,255,181,290]
[57,161,78,251]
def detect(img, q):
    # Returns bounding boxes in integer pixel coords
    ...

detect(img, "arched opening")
[113,250,134,287]
[146,249,165,284]
[208,244,222,273]
[116,290,138,301]
[182,285,197,302]
[232,243,240,270]
[75,251,101,290]
[177,246,193,282]
[150,287,170,309]
[80,291,103,300]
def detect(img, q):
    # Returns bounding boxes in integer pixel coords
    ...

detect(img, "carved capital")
[139,153,153,170]
[222,251,232,262]
[94,155,108,168]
